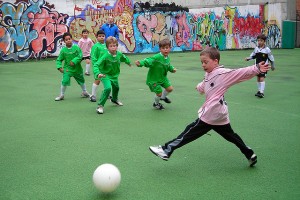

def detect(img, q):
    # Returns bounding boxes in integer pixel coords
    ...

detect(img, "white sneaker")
[149,145,169,161]
[249,154,257,167]
[111,99,123,106]
[81,91,90,98]
[96,106,104,114]
[55,95,64,101]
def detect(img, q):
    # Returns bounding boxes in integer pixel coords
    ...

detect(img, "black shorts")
[257,72,267,78]
[82,56,90,61]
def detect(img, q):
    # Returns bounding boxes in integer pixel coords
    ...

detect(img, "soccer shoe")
[149,145,169,161]
[85,72,90,76]
[90,95,97,102]
[257,93,264,98]
[248,154,257,167]
[153,102,165,110]
[55,95,64,101]
[255,91,261,97]
[96,106,104,114]
[81,91,90,98]
[111,99,123,106]
[160,96,171,103]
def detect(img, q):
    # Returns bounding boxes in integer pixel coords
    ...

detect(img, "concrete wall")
[0,0,297,61]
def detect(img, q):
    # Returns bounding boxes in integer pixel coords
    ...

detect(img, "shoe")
[85,72,90,76]
[96,106,104,114]
[160,96,171,103]
[111,99,123,106]
[108,95,112,100]
[249,154,257,167]
[55,95,64,101]
[258,93,264,98]
[90,95,96,102]
[153,102,165,110]
[149,145,169,161]
[255,91,260,97]
[81,91,90,98]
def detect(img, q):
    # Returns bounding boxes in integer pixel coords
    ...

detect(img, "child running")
[78,29,94,76]
[89,30,107,102]
[245,34,275,98]
[149,47,270,167]
[135,38,177,110]
[93,36,131,114]
[55,32,90,101]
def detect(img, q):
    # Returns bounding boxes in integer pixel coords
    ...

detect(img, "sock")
[81,84,87,92]
[260,82,265,93]
[60,85,67,95]
[92,83,98,96]
[154,95,160,104]
[257,82,260,92]
[86,64,90,73]
[161,90,169,99]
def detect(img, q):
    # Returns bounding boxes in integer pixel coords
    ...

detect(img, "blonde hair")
[106,36,118,47]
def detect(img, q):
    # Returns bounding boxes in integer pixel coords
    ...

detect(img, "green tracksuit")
[91,42,107,80]
[56,44,85,86]
[93,51,131,106]
[138,53,175,94]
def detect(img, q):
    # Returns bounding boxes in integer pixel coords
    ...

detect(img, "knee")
[166,87,173,93]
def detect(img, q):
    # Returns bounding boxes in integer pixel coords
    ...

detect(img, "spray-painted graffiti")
[0,0,283,61]
[0,0,69,61]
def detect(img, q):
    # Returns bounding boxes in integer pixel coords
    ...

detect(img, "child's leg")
[92,80,101,97]
[162,118,211,157]
[161,85,173,103]
[73,73,90,97]
[98,78,112,106]
[110,79,119,101]
[55,73,70,101]
[85,59,91,74]
[213,124,254,159]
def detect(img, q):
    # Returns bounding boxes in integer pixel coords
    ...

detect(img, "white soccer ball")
[92,163,121,193]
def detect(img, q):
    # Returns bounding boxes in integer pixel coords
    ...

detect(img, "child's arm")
[137,56,156,68]
[245,49,256,61]
[93,55,105,77]
[267,48,275,70]
[169,64,177,73]
[70,46,83,66]
[119,53,131,66]
[56,50,64,71]
[196,80,205,94]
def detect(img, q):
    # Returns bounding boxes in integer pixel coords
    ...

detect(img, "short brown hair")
[106,36,118,47]
[159,38,171,48]
[200,47,220,63]
[82,29,89,34]
[257,34,267,41]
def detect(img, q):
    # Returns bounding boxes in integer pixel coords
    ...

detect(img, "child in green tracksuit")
[135,38,177,110]
[55,32,90,101]
[89,30,108,102]
[93,36,132,114]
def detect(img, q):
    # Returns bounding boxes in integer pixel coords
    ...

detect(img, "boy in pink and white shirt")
[149,47,270,167]
[78,29,94,76]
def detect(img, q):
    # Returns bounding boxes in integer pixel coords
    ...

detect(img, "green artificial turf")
[0,49,299,200]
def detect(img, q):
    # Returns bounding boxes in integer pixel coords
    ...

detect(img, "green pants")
[98,77,119,106]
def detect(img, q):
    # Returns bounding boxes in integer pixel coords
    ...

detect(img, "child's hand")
[271,66,275,71]
[172,68,177,73]
[135,60,140,66]
[70,61,74,66]
[258,61,270,73]
[58,68,63,73]
[98,74,105,78]
[245,57,249,61]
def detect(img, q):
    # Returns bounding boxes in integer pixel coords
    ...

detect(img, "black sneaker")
[153,102,165,110]
[257,93,264,98]
[255,91,261,97]
[90,95,96,102]
[248,154,257,167]
[160,96,171,103]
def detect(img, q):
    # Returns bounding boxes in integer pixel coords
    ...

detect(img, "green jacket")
[56,44,83,74]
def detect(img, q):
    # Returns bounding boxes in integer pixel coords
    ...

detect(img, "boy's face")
[82,32,88,39]
[257,38,265,48]
[160,45,171,57]
[200,54,219,73]
[97,34,105,43]
[107,43,118,54]
[64,36,73,47]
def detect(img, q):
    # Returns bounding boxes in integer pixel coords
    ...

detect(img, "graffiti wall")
[0,0,282,61]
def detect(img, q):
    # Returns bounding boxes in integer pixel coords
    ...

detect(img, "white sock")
[60,85,67,95]
[260,82,265,93]
[86,64,90,73]
[92,83,98,96]
[161,90,169,99]
[154,95,160,104]
[81,84,87,92]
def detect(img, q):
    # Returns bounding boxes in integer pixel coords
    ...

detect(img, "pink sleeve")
[196,81,205,94]
[222,65,260,87]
